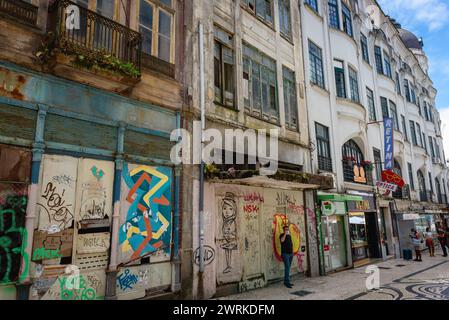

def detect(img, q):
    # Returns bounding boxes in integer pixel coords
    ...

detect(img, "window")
[214,27,235,108]
[401,115,408,141]
[279,0,292,38]
[243,42,279,122]
[389,100,399,131]
[316,123,332,172]
[404,79,411,102]
[417,98,422,116]
[410,121,417,145]
[139,0,175,63]
[383,53,392,78]
[341,3,353,37]
[429,136,435,158]
[328,0,340,29]
[380,97,389,119]
[424,101,429,121]
[348,67,359,103]
[429,172,433,193]
[342,140,364,182]
[334,60,346,98]
[416,123,422,147]
[410,86,417,104]
[361,33,369,63]
[422,133,427,154]
[373,148,382,181]
[309,40,325,89]
[367,87,376,121]
[435,138,441,160]
[374,46,383,74]
[283,67,298,130]
[242,0,274,25]
[395,72,401,95]
[305,0,318,12]
[408,163,415,190]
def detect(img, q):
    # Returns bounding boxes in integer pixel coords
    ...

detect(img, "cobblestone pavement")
[218,248,449,300]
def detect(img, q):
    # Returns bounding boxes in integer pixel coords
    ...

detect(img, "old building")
[0,0,184,300]
[181,0,333,299]
[300,0,449,274]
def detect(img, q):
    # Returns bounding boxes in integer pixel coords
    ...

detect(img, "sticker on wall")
[119,163,173,263]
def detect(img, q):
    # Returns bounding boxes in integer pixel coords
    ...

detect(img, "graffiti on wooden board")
[218,192,238,274]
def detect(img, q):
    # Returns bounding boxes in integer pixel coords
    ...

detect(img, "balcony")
[46,0,142,92]
[392,184,411,200]
[318,155,333,173]
[0,0,38,26]
[342,160,374,186]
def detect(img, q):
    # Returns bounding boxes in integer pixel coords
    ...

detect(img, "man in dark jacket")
[437,223,448,257]
[280,224,294,288]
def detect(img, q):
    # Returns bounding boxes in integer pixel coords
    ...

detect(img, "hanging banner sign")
[381,170,405,188]
[384,117,394,170]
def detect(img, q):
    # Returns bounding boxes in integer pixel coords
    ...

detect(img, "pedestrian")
[437,223,448,257]
[424,227,435,257]
[409,228,423,262]
[280,224,294,288]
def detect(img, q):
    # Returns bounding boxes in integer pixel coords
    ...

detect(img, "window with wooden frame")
[279,0,292,39]
[366,87,376,121]
[328,0,340,29]
[243,42,279,123]
[241,0,274,26]
[139,0,175,63]
[309,40,325,89]
[360,33,369,64]
[348,66,359,103]
[341,2,353,37]
[214,27,235,108]
[383,52,392,78]
[282,66,299,130]
[389,100,399,131]
[334,60,346,98]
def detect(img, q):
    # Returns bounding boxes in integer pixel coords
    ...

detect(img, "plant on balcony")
[361,160,374,171]
[33,32,58,69]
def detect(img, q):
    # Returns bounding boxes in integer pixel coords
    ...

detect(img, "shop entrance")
[349,211,381,263]
[322,215,347,271]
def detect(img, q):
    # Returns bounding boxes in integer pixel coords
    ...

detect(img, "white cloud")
[441,107,449,160]
[377,0,449,31]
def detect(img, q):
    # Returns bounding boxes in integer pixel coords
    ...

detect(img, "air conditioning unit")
[320,172,337,189]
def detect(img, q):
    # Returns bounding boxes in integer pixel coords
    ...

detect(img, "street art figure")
[119,164,172,261]
[220,192,237,274]
[273,214,300,262]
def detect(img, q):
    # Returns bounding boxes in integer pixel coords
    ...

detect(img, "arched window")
[342,139,365,183]
[435,178,442,203]
[417,170,426,201]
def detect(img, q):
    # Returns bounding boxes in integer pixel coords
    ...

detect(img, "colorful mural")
[272,214,301,262]
[119,163,172,262]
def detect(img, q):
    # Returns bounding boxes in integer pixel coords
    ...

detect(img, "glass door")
[322,215,347,271]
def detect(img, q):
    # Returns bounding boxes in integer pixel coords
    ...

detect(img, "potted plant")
[362,160,374,171]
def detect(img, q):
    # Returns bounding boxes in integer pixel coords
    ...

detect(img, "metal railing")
[48,0,142,73]
[318,156,332,172]
[0,0,38,25]
[392,184,411,200]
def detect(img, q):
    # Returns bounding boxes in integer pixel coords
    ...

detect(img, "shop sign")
[324,245,330,252]
[384,117,394,170]
[381,170,405,188]
[347,195,375,212]
[322,201,346,216]
[376,181,398,192]
[402,214,420,221]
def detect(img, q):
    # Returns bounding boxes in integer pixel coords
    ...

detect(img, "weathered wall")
[194,182,310,298]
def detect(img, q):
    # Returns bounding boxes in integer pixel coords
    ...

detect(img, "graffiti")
[37,182,74,230]
[90,166,105,182]
[119,164,172,260]
[243,204,260,215]
[272,214,301,262]
[59,274,97,300]
[243,192,264,203]
[288,203,303,215]
[276,192,296,206]
[33,229,74,258]
[0,195,29,284]
[117,269,139,291]
[239,277,265,293]
[79,182,109,221]
[52,175,75,186]
[76,232,109,254]
[193,245,215,266]
[219,192,238,274]
[32,247,61,261]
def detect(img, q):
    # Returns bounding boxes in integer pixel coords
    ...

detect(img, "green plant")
[33,32,58,65]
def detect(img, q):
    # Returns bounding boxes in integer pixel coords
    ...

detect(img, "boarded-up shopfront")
[197,178,320,297]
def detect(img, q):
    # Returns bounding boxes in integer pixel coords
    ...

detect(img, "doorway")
[322,215,347,271]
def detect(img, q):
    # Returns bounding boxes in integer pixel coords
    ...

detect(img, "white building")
[300,0,449,274]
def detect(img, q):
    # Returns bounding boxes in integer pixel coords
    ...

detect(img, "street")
[218,248,449,300]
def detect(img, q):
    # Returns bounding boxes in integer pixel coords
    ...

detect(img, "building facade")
[300,0,449,274]
[0,0,184,300]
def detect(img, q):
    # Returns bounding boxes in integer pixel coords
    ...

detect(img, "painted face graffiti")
[220,193,237,274]
[119,164,172,261]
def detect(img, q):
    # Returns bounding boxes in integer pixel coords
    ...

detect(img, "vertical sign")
[384,118,394,170]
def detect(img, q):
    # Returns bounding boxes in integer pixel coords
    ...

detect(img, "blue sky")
[377,0,449,157]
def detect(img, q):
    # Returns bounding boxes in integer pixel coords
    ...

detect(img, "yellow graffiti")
[129,166,169,207]
[273,214,300,261]
[151,212,169,239]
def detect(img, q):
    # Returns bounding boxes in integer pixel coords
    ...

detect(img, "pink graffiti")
[243,192,264,203]
[243,204,260,214]
[296,253,305,272]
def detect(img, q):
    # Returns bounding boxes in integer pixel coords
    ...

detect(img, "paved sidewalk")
[218,249,449,300]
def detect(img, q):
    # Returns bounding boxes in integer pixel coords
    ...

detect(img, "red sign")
[381,170,405,188]
[324,245,330,252]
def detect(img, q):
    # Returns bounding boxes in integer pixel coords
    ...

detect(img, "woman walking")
[410,228,423,262]
[424,227,435,257]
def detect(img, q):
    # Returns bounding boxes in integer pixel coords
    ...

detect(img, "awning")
[317,193,363,202]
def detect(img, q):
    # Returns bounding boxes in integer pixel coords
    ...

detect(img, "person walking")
[409,228,423,262]
[437,223,448,257]
[280,224,294,288]
[424,227,435,257]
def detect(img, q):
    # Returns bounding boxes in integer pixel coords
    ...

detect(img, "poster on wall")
[118,163,173,265]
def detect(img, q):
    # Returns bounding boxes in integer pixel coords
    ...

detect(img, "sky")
[377,0,449,159]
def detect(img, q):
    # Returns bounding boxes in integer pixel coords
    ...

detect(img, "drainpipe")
[105,122,126,300]
[198,22,205,273]
[18,103,48,299]
[172,113,182,292]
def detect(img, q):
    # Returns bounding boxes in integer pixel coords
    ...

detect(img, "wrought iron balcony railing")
[318,156,332,172]
[392,184,411,200]
[48,0,142,75]
[0,0,38,25]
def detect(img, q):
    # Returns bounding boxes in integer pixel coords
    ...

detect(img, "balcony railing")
[48,0,142,75]
[318,156,332,172]
[392,184,411,200]
[0,0,38,25]
[342,161,373,185]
